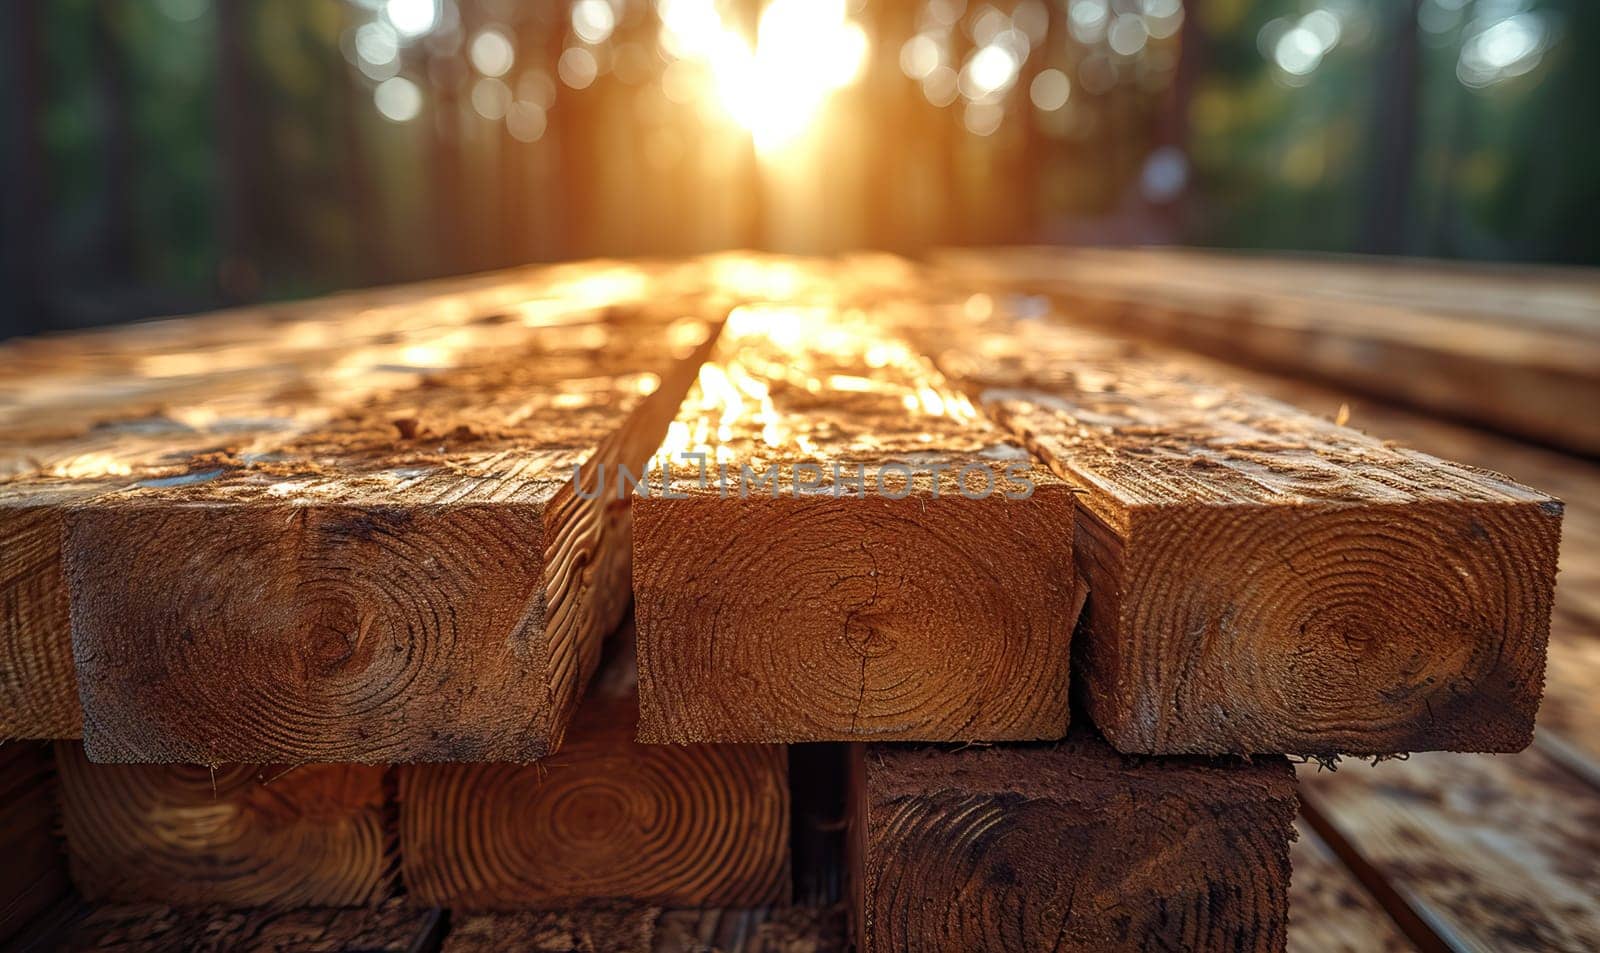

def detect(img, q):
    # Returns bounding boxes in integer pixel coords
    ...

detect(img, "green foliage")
[20,0,1598,334]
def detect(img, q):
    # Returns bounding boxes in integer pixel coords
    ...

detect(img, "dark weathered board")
[1288,819,1416,953]
[0,741,70,946]
[935,246,1600,454]
[442,905,659,953]
[55,743,393,907]
[634,304,1080,743]
[650,906,848,953]
[850,732,1298,953]
[1300,749,1600,953]
[9,899,443,953]
[0,261,678,743]
[55,304,716,764]
[399,630,790,910]
[921,311,1562,756]
[441,904,847,953]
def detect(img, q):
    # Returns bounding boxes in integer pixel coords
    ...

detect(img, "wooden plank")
[0,742,70,946]
[1094,248,1600,338]
[1288,818,1418,953]
[935,247,1600,454]
[998,303,1600,951]
[0,262,673,742]
[1300,749,1600,952]
[1037,248,1600,334]
[55,305,717,763]
[850,732,1298,952]
[1194,368,1600,771]
[0,263,616,453]
[0,496,81,739]
[0,257,673,449]
[398,628,790,910]
[633,303,1080,743]
[10,899,444,953]
[54,742,393,907]
[1072,328,1600,770]
[650,906,847,952]
[441,905,846,953]
[442,906,659,953]
[924,315,1562,756]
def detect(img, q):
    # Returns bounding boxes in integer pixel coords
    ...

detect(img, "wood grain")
[651,906,847,953]
[54,742,393,907]
[851,732,1298,953]
[926,313,1562,756]
[0,261,676,742]
[399,631,790,910]
[0,741,70,946]
[634,303,1080,744]
[0,498,81,739]
[935,246,1600,454]
[1300,749,1600,953]
[59,306,716,763]
[1174,357,1600,772]
[442,905,846,953]
[442,905,659,953]
[15,898,442,953]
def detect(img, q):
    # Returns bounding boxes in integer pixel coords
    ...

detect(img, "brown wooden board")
[650,906,847,953]
[1178,360,1600,773]
[850,731,1298,953]
[54,742,393,907]
[442,904,846,953]
[1300,749,1600,952]
[0,262,677,743]
[1,494,83,740]
[54,305,716,764]
[0,257,678,451]
[0,742,70,946]
[633,304,1080,744]
[1013,314,1600,952]
[442,905,659,953]
[935,247,1600,454]
[9,898,442,953]
[921,311,1562,756]
[399,629,790,910]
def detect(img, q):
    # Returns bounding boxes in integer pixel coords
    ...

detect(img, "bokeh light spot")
[374,76,423,122]
[1030,68,1071,112]
[471,29,516,77]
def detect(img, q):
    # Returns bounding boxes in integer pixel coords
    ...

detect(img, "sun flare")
[659,0,869,155]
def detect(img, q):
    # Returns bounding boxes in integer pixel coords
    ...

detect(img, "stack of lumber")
[935,245,1600,455]
[0,251,1587,953]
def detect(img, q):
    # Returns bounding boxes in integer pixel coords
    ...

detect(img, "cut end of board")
[851,731,1298,953]
[399,700,790,909]
[55,742,393,908]
[0,503,81,740]
[633,489,1082,744]
[68,499,570,764]
[1079,497,1562,756]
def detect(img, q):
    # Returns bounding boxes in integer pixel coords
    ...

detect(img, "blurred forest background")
[1,0,1596,338]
